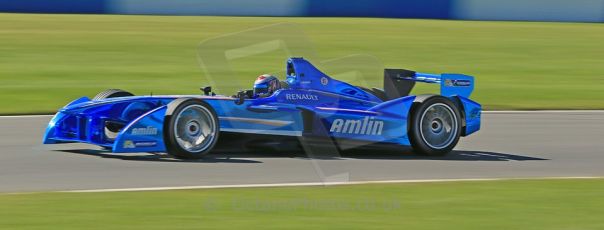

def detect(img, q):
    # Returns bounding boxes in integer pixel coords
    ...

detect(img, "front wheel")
[409,96,462,156]
[164,98,220,159]
[93,89,134,100]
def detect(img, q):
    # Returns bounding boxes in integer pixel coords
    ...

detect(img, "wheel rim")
[419,103,458,149]
[173,104,217,153]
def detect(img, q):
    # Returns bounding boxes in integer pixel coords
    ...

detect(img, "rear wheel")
[164,98,219,159]
[409,96,461,156]
[93,89,134,100]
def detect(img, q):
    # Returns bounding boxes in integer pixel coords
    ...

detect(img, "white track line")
[62,176,604,193]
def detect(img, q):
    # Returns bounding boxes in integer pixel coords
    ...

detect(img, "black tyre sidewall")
[93,89,134,100]
[164,98,219,159]
[409,96,462,156]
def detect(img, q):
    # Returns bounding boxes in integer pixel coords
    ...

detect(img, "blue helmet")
[253,74,281,97]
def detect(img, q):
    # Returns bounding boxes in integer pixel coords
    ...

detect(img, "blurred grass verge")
[0,13,603,114]
[1,179,603,229]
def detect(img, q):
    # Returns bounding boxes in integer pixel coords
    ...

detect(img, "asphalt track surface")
[1,111,603,193]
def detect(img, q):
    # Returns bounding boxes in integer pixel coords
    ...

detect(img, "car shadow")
[57,149,263,164]
[213,149,548,161]
[339,150,548,161]
[57,148,547,163]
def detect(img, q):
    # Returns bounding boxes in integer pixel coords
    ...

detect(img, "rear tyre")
[93,89,134,100]
[164,98,219,159]
[409,96,461,156]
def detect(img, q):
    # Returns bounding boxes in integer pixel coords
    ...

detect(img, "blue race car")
[43,57,481,158]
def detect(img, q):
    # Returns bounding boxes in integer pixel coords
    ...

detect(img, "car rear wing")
[384,69,475,99]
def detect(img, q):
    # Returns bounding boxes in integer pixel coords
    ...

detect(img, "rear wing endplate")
[384,69,474,98]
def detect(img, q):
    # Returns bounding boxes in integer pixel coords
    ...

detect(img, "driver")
[253,74,282,98]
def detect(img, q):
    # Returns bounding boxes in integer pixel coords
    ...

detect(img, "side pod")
[113,106,168,153]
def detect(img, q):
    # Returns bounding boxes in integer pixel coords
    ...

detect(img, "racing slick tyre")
[164,98,220,159]
[409,96,462,156]
[94,89,135,150]
[93,89,134,100]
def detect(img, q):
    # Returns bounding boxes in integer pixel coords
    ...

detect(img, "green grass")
[0,13,603,114]
[1,179,603,229]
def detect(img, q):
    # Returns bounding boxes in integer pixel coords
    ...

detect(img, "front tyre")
[409,96,462,156]
[164,98,219,159]
[93,89,134,100]
[95,89,134,150]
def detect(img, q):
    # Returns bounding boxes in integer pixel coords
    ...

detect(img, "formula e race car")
[43,57,481,158]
